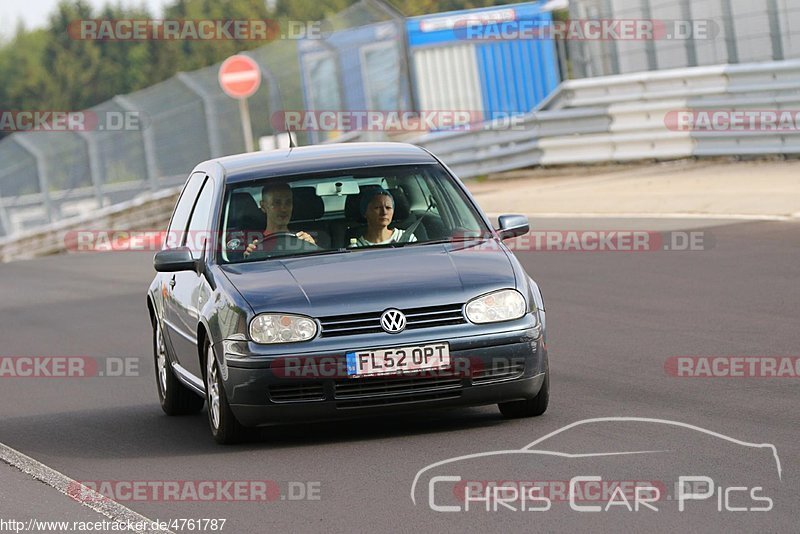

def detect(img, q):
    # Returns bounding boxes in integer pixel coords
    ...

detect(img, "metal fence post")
[601,0,621,75]
[368,0,417,111]
[568,0,588,77]
[641,0,658,71]
[311,39,347,145]
[114,95,159,191]
[261,66,284,127]
[766,0,784,61]
[556,36,569,80]
[721,0,739,64]
[240,61,286,143]
[0,186,12,237]
[76,131,106,208]
[176,73,224,158]
[680,0,698,67]
[13,135,54,224]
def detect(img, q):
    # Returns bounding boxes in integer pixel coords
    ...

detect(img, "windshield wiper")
[233,248,352,263]
[422,235,491,245]
[279,248,352,259]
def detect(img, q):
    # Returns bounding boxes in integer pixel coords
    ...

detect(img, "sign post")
[218,54,261,152]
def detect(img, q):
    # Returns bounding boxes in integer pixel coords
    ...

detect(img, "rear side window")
[165,172,205,249]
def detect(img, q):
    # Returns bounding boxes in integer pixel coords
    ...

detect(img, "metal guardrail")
[6,57,800,261]
[416,107,611,175]
[0,187,180,263]
[415,60,800,178]
[549,60,800,108]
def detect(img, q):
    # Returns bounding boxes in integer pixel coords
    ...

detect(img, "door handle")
[169,276,176,288]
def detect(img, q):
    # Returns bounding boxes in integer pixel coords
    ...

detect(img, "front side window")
[186,178,215,260]
[165,172,206,249]
[219,164,489,264]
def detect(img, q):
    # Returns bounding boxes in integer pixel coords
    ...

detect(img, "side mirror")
[154,247,196,272]
[497,214,530,240]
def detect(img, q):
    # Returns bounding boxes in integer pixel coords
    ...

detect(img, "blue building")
[297,20,412,143]
[406,2,561,123]
[295,2,561,140]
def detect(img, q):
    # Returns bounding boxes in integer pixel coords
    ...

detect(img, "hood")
[219,242,516,317]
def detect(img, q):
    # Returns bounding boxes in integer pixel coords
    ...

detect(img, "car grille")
[334,375,463,408]
[266,362,526,405]
[268,382,325,403]
[318,304,465,337]
[472,361,525,384]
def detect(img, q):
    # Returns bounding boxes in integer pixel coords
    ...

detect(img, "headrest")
[228,192,265,231]
[291,186,324,220]
[345,193,363,222]
[386,187,410,221]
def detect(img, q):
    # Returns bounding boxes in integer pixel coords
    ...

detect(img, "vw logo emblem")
[380,309,406,333]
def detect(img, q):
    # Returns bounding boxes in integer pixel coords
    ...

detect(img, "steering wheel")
[259,231,302,244]
[242,231,321,259]
[226,236,244,251]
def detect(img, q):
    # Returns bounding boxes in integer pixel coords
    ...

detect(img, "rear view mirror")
[497,214,530,240]
[154,247,196,272]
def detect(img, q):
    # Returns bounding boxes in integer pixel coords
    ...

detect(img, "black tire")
[153,318,205,415]
[204,341,248,444]
[498,369,549,418]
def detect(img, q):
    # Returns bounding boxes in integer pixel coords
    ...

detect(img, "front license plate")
[346,343,450,377]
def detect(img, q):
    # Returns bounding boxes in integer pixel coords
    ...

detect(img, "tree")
[0,0,522,135]
[0,28,54,140]
[41,1,104,110]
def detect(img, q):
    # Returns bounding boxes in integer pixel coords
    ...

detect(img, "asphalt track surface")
[0,218,797,533]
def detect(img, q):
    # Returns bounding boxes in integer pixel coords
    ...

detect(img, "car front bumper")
[216,323,546,427]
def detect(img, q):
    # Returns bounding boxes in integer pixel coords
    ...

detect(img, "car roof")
[209,142,439,184]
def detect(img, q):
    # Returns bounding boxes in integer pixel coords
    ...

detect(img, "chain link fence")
[2,0,799,239]
[567,0,800,78]
[0,0,402,238]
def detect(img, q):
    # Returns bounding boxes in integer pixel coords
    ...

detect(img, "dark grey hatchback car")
[147,142,549,443]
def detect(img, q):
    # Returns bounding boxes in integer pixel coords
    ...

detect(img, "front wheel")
[153,319,204,415]
[205,342,248,444]
[498,370,549,418]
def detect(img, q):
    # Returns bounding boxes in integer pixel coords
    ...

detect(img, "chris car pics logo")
[411,417,781,513]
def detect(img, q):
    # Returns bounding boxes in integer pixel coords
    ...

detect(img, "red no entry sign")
[218,55,261,99]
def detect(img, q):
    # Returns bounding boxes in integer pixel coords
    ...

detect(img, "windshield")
[219,164,490,263]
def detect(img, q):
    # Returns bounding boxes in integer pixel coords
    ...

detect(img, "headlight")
[465,289,527,324]
[249,313,317,344]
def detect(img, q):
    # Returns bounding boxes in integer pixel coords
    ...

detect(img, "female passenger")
[355,188,417,246]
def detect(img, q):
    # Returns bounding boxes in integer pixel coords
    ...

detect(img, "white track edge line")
[0,441,173,534]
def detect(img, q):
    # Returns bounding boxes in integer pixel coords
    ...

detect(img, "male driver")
[244,183,315,258]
